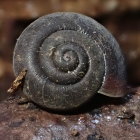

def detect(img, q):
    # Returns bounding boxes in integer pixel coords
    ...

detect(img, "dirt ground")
[0,88,140,140]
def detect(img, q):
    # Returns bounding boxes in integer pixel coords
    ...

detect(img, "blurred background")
[0,0,140,101]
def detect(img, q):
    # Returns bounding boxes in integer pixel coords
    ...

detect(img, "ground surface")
[0,88,140,140]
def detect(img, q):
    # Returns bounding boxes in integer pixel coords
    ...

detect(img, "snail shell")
[13,12,127,111]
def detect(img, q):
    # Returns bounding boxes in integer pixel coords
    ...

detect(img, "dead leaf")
[7,69,27,94]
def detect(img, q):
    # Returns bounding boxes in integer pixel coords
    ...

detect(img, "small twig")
[7,69,27,94]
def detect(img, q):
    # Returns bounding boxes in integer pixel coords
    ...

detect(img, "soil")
[0,88,139,140]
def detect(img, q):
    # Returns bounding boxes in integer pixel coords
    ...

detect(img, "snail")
[13,12,127,111]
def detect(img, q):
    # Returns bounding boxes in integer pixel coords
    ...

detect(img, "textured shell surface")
[13,12,126,111]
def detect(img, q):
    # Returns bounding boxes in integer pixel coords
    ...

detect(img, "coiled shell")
[13,12,127,111]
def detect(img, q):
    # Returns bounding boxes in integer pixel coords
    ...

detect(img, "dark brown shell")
[13,12,127,111]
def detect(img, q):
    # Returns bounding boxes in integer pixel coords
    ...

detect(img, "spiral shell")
[13,12,127,111]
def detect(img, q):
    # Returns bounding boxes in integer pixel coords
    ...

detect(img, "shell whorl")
[40,31,90,85]
[13,12,126,111]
